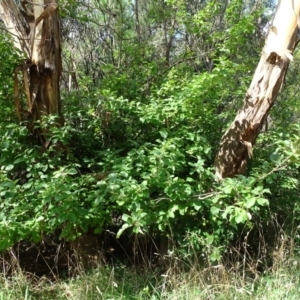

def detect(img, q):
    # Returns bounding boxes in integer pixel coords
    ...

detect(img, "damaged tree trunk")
[0,0,62,147]
[215,0,300,180]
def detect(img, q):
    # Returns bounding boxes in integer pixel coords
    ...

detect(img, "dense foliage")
[1,0,300,264]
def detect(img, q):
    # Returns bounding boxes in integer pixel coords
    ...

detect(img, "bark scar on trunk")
[239,122,261,159]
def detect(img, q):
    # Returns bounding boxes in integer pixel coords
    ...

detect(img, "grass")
[1,220,300,300]
[1,257,300,299]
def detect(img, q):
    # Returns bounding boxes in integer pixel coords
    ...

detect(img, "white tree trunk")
[215,0,300,179]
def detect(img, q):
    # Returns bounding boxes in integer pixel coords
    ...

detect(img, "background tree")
[215,0,300,179]
[0,0,62,147]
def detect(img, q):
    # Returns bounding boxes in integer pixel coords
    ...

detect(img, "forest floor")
[1,262,300,299]
[1,240,300,299]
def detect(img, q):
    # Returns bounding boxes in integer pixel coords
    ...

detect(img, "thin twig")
[194,192,221,200]
[259,156,291,180]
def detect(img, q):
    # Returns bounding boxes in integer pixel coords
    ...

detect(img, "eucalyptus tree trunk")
[215,0,300,179]
[0,0,62,147]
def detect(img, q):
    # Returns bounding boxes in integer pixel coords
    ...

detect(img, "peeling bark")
[215,0,300,179]
[0,0,62,147]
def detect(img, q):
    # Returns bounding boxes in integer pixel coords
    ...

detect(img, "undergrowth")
[1,257,300,299]
[1,218,300,300]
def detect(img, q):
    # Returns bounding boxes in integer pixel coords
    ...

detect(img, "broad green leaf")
[5,164,14,171]
[206,235,214,245]
[245,197,256,208]
[68,168,78,175]
[122,214,130,222]
[235,209,248,224]
[210,206,220,216]
[117,223,131,239]
[159,130,168,139]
